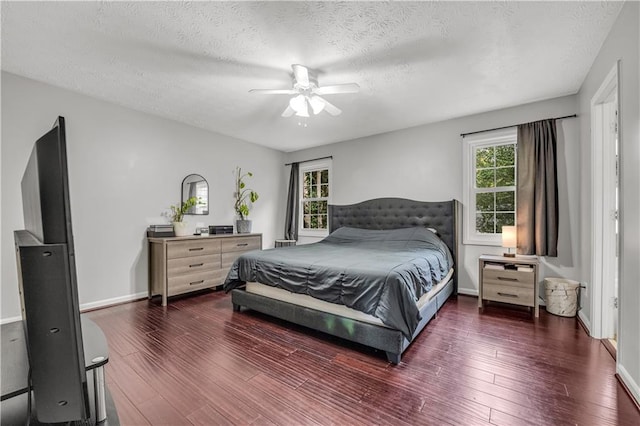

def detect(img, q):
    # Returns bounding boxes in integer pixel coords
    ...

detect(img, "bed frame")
[231,198,461,364]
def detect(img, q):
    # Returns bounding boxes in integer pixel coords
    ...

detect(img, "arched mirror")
[181,174,209,215]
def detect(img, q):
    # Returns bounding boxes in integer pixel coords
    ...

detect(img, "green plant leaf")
[234,166,259,218]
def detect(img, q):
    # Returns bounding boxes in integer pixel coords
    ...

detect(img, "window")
[299,159,331,236]
[463,128,517,245]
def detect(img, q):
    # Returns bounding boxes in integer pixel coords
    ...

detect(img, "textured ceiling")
[1,1,623,152]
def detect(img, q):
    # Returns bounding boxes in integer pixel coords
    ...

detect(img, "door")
[590,62,620,341]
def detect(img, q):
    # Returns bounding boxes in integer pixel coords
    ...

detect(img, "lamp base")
[503,252,516,258]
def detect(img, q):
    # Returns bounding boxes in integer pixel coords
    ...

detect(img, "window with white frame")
[299,159,331,235]
[463,128,517,245]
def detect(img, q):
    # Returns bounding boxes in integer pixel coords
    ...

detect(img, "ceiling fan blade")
[292,64,309,87]
[249,88,297,95]
[281,105,295,117]
[313,83,360,95]
[317,97,342,116]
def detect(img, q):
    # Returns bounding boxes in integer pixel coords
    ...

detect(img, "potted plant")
[234,167,259,233]
[170,196,199,237]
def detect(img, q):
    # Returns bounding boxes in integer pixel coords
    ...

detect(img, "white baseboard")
[1,292,148,324]
[1,315,22,325]
[457,288,478,297]
[618,363,640,407]
[578,310,592,335]
[80,291,148,312]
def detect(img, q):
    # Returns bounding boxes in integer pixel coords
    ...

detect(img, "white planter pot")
[173,221,191,237]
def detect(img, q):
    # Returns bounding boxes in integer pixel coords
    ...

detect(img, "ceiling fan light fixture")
[308,96,325,115]
[289,94,306,112]
[295,107,310,118]
[250,64,358,120]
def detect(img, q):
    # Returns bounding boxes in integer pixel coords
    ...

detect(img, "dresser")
[148,233,262,306]
[478,254,539,317]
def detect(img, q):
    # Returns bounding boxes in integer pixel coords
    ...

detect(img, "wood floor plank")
[185,404,234,426]
[106,380,151,426]
[136,394,190,425]
[87,293,640,426]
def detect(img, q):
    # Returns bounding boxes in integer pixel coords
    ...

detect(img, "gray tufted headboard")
[329,198,461,292]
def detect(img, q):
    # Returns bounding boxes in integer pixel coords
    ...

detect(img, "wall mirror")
[181,174,209,215]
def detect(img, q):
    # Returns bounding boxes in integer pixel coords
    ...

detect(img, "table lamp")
[502,225,517,257]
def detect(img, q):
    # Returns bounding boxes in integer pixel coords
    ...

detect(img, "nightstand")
[478,254,539,317]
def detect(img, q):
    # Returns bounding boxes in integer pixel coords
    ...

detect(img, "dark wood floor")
[87,292,640,425]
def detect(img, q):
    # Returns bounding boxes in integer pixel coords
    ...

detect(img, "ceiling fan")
[249,64,359,118]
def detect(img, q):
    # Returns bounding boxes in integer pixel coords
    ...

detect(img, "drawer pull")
[189,263,204,268]
[189,247,204,251]
[497,292,518,298]
[190,280,205,286]
[498,277,518,282]
[236,243,249,247]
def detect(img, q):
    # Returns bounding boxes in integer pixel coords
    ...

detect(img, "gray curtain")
[284,162,299,240]
[516,119,559,256]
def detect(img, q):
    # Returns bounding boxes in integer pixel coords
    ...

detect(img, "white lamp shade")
[308,96,326,115]
[501,226,517,248]
[289,95,309,117]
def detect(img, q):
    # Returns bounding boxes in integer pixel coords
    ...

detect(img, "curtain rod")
[460,114,577,137]
[285,155,333,166]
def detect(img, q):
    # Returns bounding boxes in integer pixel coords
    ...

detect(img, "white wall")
[285,95,579,297]
[577,1,640,403]
[1,72,286,321]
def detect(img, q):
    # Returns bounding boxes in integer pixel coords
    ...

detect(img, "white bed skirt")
[245,268,454,328]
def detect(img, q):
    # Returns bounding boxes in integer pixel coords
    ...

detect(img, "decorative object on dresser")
[181,174,209,215]
[209,225,234,235]
[234,166,259,233]
[169,196,200,237]
[147,224,175,238]
[478,254,539,317]
[148,233,262,306]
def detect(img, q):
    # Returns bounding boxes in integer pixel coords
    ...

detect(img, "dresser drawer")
[167,269,227,296]
[483,268,534,289]
[167,254,221,278]
[221,236,261,253]
[222,251,245,269]
[483,282,534,307]
[167,239,221,259]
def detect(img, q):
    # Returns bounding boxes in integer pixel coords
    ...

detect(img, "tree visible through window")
[302,168,329,230]
[474,144,516,234]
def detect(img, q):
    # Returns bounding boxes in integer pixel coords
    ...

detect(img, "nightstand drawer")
[483,283,534,307]
[168,269,227,296]
[167,254,221,277]
[221,236,261,253]
[167,239,221,259]
[483,269,535,288]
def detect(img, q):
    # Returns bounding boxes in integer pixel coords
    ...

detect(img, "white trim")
[79,291,148,312]
[298,158,332,237]
[1,291,148,324]
[1,315,22,325]
[578,310,592,335]
[462,127,517,245]
[618,363,640,406]
[590,61,620,339]
[457,288,479,297]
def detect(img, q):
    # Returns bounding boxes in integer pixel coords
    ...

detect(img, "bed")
[224,198,461,364]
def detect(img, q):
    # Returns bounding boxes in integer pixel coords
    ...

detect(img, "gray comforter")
[224,226,453,338]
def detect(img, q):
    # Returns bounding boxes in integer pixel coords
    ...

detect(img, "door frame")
[589,61,620,339]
